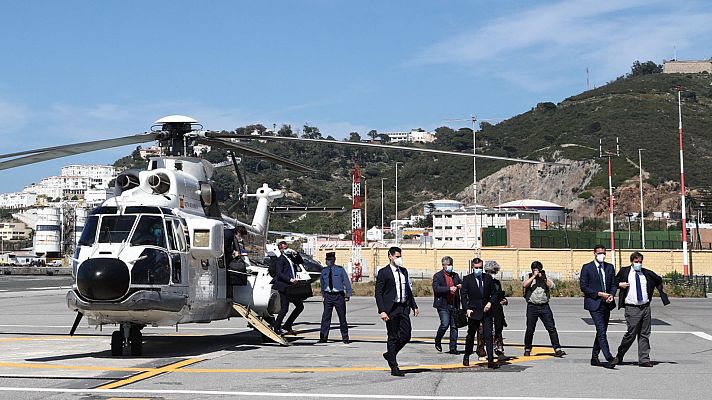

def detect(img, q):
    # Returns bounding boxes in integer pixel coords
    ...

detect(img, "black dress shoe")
[447,349,460,355]
[590,358,601,366]
[317,339,327,343]
[435,342,442,352]
[602,361,615,369]
[523,349,531,357]
[639,361,653,367]
[390,367,405,376]
[462,355,470,366]
[487,361,499,369]
[610,356,620,366]
[343,339,351,344]
[554,349,567,358]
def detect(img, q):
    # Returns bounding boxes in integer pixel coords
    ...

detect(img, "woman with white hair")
[484,260,508,359]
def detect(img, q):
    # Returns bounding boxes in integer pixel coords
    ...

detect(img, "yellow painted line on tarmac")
[96,358,203,390]
[0,361,148,372]
[0,335,104,343]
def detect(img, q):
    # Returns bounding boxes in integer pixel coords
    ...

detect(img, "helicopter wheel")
[111,330,124,356]
[129,325,143,356]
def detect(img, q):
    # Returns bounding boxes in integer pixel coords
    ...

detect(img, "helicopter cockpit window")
[130,215,166,247]
[78,216,99,246]
[125,206,162,214]
[172,219,187,251]
[165,219,177,250]
[91,206,118,215]
[98,216,136,243]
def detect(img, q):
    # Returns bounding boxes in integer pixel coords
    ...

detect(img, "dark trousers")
[274,291,304,331]
[384,304,411,368]
[524,303,561,350]
[320,292,349,340]
[589,305,612,360]
[435,305,458,351]
[617,303,652,363]
[464,315,493,362]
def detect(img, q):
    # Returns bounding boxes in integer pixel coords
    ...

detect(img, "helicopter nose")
[76,258,130,301]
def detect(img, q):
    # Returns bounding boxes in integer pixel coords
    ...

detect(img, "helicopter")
[0,115,554,356]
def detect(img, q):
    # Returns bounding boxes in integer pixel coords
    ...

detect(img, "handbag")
[453,294,469,328]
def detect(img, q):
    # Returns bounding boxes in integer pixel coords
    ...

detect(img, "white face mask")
[595,253,606,263]
[632,263,642,272]
[394,257,403,267]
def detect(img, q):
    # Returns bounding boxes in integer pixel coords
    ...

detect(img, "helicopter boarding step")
[231,303,289,346]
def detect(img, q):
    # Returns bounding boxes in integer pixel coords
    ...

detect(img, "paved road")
[0,279,711,399]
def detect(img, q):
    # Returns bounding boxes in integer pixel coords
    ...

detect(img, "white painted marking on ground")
[0,387,666,400]
[26,286,69,290]
[691,331,712,341]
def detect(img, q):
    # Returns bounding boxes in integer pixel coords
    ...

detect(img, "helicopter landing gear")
[110,324,144,356]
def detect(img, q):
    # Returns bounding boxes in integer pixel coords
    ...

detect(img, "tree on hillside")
[630,60,662,76]
[368,129,378,141]
[348,132,362,142]
[277,124,296,137]
[302,124,322,139]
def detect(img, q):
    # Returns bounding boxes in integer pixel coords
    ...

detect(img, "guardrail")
[1,266,72,276]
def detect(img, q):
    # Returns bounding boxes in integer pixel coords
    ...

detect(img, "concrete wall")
[319,246,712,280]
[663,61,712,74]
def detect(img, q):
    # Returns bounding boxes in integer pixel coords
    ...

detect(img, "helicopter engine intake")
[148,172,171,194]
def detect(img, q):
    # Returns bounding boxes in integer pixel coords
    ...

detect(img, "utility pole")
[395,162,401,245]
[381,178,386,242]
[600,138,620,266]
[638,148,646,249]
[676,85,690,276]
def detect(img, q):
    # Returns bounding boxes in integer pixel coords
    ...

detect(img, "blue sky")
[1,0,711,192]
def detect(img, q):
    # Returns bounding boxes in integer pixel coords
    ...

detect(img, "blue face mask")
[445,265,453,273]
[632,263,642,272]
[473,268,483,277]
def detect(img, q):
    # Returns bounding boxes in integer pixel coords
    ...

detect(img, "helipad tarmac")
[0,276,711,399]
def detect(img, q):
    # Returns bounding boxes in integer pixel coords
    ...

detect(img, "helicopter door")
[164,218,185,285]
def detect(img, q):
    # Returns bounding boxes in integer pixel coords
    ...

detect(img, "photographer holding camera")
[522,261,565,357]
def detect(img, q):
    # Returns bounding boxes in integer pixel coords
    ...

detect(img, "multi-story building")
[0,192,37,209]
[663,59,712,74]
[432,206,539,247]
[383,129,437,144]
[21,164,116,200]
[0,221,32,240]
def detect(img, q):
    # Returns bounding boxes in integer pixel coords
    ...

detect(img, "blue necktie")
[635,272,643,303]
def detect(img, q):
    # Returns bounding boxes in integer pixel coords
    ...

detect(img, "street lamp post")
[395,162,402,245]
[625,212,634,248]
[676,85,690,276]
[381,178,387,242]
[638,148,646,249]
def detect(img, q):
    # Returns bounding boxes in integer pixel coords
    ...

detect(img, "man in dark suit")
[272,241,305,335]
[579,244,617,369]
[432,256,462,354]
[612,251,670,367]
[461,258,499,369]
[375,246,419,377]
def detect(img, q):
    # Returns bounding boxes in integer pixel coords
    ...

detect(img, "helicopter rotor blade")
[198,138,316,173]
[0,132,161,171]
[207,133,562,166]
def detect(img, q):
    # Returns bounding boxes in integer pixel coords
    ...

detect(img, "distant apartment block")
[383,129,436,143]
[0,192,37,209]
[0,221,32,240]
[663,59,712,74]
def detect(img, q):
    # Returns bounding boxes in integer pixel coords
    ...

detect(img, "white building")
[383,129,437,144]
[0,192,37,209]
[139,146,162,159]
[432,206,539,247]
[367,226,383,241]
[497,199,566,226]
[425,199,463,215]
[84,188,112,206]
[21,164,116,200]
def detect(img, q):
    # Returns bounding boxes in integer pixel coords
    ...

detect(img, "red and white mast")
[351,162,363,280]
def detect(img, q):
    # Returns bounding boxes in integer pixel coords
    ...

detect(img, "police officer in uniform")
[319,252,352,344]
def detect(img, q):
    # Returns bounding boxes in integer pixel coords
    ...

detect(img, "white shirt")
[390,265,407,303]
[625,268,649,305]
[594,260,606,290]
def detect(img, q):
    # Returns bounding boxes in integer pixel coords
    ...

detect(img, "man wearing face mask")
[432,256,462,354]
[461,258,499,369]
[579,244,617,369]
[612,252,670,367]
[318,252,352,344]
[375,247,419,376]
